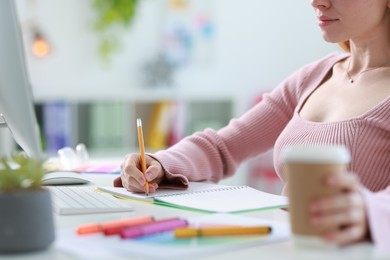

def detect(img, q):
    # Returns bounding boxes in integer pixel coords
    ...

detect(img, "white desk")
[1,174,389,260]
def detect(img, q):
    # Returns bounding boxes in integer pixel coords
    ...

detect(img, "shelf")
[35,98,235,155]
[33,85,238,103]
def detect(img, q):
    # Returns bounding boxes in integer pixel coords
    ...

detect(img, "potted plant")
[91,0,139,62]
[0,153,55,253]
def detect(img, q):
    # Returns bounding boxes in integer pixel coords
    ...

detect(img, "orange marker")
[76,215,154,235]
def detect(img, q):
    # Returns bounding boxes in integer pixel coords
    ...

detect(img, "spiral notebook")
[98,182,288,213]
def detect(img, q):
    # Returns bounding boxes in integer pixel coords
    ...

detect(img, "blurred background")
[2,0,338,191]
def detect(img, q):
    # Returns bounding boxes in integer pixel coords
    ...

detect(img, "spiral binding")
[157,185,248,198]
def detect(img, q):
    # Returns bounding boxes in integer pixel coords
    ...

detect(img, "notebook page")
[155,186,288,213]
[98,182,230,202]
[99,183,288,212]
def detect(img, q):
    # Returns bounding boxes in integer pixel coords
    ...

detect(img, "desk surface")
[1,174,389,260]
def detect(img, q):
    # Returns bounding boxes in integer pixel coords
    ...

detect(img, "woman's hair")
[339,40,350,52]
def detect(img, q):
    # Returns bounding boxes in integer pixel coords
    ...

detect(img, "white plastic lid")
[281,144,351,164]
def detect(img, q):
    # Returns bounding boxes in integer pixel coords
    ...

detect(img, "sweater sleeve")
[361,186,390,251]
[152,52,345,188]
[152,65,310,187]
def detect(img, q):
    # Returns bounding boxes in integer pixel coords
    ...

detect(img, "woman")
[114,0,390,249]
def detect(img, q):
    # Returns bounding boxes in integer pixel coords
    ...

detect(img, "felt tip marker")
[174,225,272,238]
[120,218,188,239]
[76,215,154,235]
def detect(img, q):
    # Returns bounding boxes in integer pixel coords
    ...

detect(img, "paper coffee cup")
[281,144,351,247]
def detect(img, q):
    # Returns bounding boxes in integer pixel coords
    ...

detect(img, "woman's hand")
[309,173,369,245]
[113,153,165,194]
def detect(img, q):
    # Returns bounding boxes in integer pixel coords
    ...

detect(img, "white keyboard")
[47,186,134,215]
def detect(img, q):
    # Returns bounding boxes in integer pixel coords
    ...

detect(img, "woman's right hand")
[113,153,165,194]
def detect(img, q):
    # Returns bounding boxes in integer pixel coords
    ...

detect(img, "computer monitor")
[0,0,43,159]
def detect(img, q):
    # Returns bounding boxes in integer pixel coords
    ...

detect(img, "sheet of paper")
[98,182,288,212]
[98,182,229,202]
[155,186,288,212]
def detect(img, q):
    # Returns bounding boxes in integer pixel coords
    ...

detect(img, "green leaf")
[91,0,139,61]
[0,153,45,191]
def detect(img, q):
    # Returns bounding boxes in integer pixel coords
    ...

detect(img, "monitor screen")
[0,0,43,159]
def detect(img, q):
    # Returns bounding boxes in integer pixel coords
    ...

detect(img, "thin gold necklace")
[346,58,390,84]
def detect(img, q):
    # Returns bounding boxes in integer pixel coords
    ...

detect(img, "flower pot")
[0,188,55,253]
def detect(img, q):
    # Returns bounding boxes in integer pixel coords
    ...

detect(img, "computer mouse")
[41,171,91,186]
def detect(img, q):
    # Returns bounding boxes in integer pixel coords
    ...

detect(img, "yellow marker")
[137,118,149,195]
[174,226,272,238]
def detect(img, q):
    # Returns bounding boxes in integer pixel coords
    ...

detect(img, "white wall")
[15,0,338,103]
[15,0,162,100]
[214,0,337,91]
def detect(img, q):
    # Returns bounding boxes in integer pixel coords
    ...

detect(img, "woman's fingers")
[309,173,368,245]
[323,224,367,246]
[145,156,165,184]
[326,173,360,192]
[311,199,365,229]
[120,154,145,189]
[113,176,123,187]
[311,191,364,213]
[119,153,164,193]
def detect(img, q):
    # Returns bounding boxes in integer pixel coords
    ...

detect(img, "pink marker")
[120,218,188,239]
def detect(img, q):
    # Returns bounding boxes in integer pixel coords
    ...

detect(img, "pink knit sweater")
[152,52,390,250]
